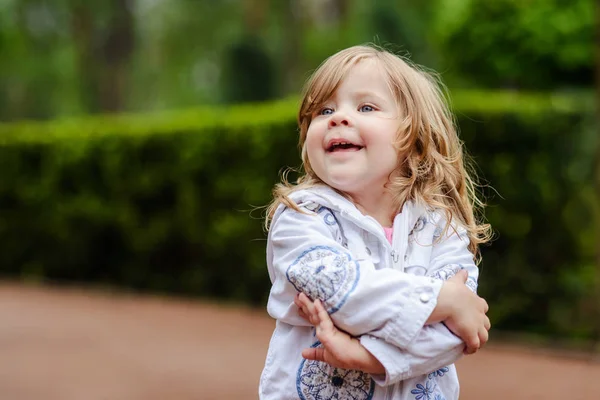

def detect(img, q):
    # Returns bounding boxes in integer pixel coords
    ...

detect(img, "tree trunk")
[70,0,134,114]
[281,0,302,94]
[70,2,99,113]
[98,0,135,112]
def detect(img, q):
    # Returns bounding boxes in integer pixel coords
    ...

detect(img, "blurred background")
[0,0,598,399]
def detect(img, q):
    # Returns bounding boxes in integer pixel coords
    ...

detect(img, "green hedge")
[0,91,597,338]
[0,99,300,304]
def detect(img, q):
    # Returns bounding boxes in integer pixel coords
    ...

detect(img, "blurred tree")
[0,0,74,120]
[221,36,275,103]
[221,0,274,102]
[369,0,437,66]
[0,0,595,118]
[69,0,134,113]
[439,0,594,89]
[280,0,303,94]
[131,0,243,108]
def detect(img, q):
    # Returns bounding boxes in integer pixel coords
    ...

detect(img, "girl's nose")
[328,112,351,128]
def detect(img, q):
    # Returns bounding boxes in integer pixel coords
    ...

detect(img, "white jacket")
[259,185,479,400]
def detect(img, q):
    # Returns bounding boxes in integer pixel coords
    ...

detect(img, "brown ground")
[0,283,598,400]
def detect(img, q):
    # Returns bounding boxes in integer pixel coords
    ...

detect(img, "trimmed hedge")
[0,91,597,338]
[0,99,300,304]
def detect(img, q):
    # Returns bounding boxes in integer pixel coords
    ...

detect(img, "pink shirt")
[383,226,393,244]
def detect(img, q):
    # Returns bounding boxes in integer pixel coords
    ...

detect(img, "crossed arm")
[267,207,490,384]
[296,269,488,379]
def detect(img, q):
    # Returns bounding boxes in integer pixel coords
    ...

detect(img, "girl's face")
[305,59,402,197]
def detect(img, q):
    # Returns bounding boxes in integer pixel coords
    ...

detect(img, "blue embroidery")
[430,264,478,294]
[315,206,348,248]
[428,367,449,379]
[296,342,374,400]
[412,366,451,400]
[287,246,360,314]
[323,212,337,226]
[433,225,443,240]
[411,380,435,400]
[410,215,428,236]
[431,264,462,281]
[466,276,478,293]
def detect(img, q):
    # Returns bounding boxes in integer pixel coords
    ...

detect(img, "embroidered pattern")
[287,246,359,314]
[465,276,478,293]
[428,367,449,379]
[431,264,462,281]
[411,380,435,400]
[409,215,428,237]
[411,366,450,400]
[323,212,337,226]
[409,213,437,248]
[297,342,375,400]
[316,206,348,248]
[430,264,478,294]
[433,225,443,241]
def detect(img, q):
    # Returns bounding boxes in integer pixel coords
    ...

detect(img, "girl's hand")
[429,270,491,354]
[294,292,385,375]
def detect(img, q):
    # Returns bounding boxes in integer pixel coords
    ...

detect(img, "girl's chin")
[324,176,389,195]
[326,180,367,195]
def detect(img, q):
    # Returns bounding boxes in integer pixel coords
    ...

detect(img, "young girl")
[259,45,492,400]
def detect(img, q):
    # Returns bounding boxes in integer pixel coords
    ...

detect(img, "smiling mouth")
[326,141,364,152]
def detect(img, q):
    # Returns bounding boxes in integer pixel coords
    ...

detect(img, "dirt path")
[0,283,598,400]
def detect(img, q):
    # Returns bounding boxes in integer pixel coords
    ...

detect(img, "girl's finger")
[481,298,489,313]
[314,299,335,333]
[302,347,326,362]
[296,293,314,317]
[479,327,489,347]
[484,316,491,331]
[464,333,479,355]
[298,308,310,322]
[299,293,317,316]
[293,293,303,308]
[298,293,313,310]
[294,296,308,317]
[294,293,306,308]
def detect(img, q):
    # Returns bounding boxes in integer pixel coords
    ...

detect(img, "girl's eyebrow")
[352,91,387,103]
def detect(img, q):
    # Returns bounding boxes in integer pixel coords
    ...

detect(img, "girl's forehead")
[326,61,395,100]
[340,61,389,87]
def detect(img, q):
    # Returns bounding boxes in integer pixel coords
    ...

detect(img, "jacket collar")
[286,184,428,235]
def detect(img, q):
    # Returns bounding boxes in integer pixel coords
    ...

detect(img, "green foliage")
[0,0,593,120]
[221,36,275,103]
[438,0,594,88]
[0,91,597,339]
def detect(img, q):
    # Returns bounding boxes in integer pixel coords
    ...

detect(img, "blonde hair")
[266,44,492,260]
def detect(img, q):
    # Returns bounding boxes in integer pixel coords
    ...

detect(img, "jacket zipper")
[341,211,407,271]
[391,213,407,272]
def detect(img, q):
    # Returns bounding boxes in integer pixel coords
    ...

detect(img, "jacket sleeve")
[266,206,444,349]
[359,221,479,386]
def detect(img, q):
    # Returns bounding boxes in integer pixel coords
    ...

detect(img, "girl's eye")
[319,107,334,115]
[359,104,375,112]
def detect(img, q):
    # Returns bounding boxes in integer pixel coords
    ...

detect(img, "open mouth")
[326,141,364,153]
